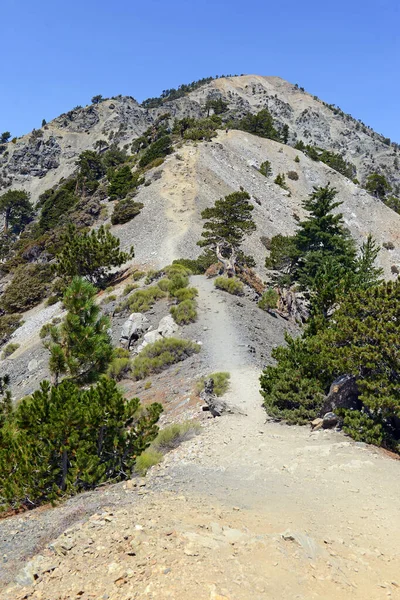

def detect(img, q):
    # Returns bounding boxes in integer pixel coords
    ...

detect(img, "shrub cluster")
[131,337,200,380]
[214,276,244,295]
[135,421,201,475]
[111,199,143,225]
[1,263,53,313]
[196,372,230,396]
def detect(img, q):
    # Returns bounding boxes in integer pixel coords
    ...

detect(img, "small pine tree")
[198,190,256,274]
[365,172,391,199]
[259,160,272,177]
[44,277,113,383]
[55,224,134,286]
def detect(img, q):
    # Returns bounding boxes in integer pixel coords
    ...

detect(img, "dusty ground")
[1,276,399,600]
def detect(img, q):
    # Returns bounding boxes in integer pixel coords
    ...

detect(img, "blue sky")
[2,0,399,140]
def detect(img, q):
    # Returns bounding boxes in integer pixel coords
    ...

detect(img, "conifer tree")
[55,224,133,286]
[0,189,34,234]
[44,277,113,384]
[198,190,256,274]
[0,377,162,510]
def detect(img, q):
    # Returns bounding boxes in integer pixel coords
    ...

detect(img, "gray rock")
[322,412,339,429]
[157,315,178,338]
[320,374,360,416]
[120,313,149,348]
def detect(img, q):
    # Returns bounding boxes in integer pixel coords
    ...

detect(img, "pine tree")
[0,189,34,234]
[0,377,162,510]
[365,172,391,199]
[293,184,356,287]
[55,224,134,286]
[44,277,113,383]
[198,190,256,274]
[316,281,400,447]
[108,165,137,200]
[238,109,279,140]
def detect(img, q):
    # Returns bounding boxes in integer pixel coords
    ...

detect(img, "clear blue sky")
[2,0,399,140]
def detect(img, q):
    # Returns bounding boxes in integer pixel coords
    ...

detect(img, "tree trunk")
[216,243,236,277]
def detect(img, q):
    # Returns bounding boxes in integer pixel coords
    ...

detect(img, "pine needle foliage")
[44,277,113,384]
[0,377,162,511]
[55,224,133,286]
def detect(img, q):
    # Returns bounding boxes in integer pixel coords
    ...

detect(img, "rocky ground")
[1,275,399,600]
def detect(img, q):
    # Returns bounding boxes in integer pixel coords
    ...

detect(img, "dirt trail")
[2,276,400,600]
[159,147,199,266]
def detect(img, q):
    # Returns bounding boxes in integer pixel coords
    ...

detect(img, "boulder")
[120,313,149,348]
[322,412,339,429]
[143,330,162,345]
[320,374,360,416]
[157,315,178,338]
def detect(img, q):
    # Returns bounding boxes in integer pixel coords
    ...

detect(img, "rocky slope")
[1,276,399,600]
[1,75,399,201]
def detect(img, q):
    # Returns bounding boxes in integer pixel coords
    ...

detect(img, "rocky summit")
[0,75,399,600]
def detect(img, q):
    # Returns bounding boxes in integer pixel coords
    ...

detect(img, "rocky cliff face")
[1,75,399,202]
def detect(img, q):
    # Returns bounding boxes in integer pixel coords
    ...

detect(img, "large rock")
[157,315,178,337]
[120,313,149,348]
[320,374,360,416]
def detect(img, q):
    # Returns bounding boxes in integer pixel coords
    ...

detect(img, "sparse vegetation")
[196,372,230,396]
[214,276,244,295]
[111,198,143,225]
[131,338,200,380]
[258,288,279,311]
[135,421,201,475]
[259,160,272,177]
[170,299,197,324]
[1,342,20,359]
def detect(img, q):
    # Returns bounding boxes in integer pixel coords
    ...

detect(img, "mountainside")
[1,76,400,599]
[2,75,399,198]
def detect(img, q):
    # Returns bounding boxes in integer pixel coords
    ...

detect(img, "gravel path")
[1,275,400,599]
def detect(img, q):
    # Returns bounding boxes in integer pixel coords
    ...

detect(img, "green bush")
[116,285,166,314]
[172,287,198,302]
[196,372,230,396]
[111,199,143,225]
[131,337,200,380]
[152,421,201,452]
[135,421,201,475]
[214,276,244,296]
[173,251,216,274]
[274,173,290,193]
[135,448,163,475]
[0,314,22,346]
[170,299,197,324]
[1,342,20,359]
[258,288,279,311]
[1,263,53,313]
[107,357,131,380]
[139,136,172,168]
[123,283,138,296]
